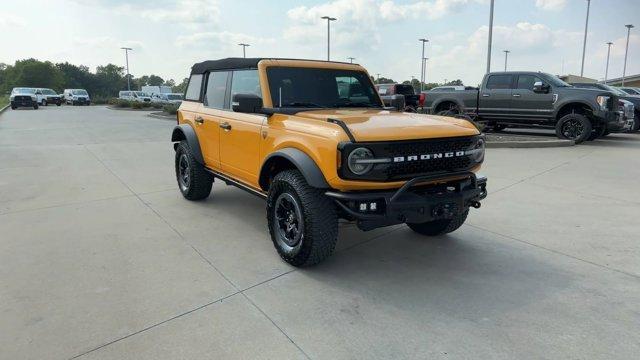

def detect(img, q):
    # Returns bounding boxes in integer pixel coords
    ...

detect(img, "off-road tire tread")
[175,140,213,200]
[267,170,337,266]
[555,113,592,144]
[407,208,469,236]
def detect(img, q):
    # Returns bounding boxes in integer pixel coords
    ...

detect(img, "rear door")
[478,74,513,120]
[510,74,554,121]
[197,71,228,170]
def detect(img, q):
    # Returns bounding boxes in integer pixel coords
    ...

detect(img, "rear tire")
[267,170,338,266]
[407,209,469,236]
[555,113,592,144]
[588,125,607,140]
[174,140,213,200]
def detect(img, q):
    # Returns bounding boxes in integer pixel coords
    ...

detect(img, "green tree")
[173,77,189,93]
[94,64,126,97]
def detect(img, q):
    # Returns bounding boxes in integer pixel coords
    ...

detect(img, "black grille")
[339,136,481,181]
[14,95,32,102]
[384,137,475,180]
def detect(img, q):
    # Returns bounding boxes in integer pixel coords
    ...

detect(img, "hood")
[293,109,479,142]
[562,87,618,97]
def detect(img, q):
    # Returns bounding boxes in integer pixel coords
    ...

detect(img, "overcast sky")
[1,0,638,85]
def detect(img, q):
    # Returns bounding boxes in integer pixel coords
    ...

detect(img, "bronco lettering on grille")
[393,151,466,163]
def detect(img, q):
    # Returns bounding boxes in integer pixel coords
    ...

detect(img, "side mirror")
[533,81,549,93]
[389,94,405,111]
[232,93,263,113]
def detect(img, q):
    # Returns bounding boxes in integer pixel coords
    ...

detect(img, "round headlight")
[347,147,374,175]
[469,138,485,163]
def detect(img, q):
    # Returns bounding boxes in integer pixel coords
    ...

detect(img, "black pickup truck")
[423,71,630,143]
[375,83,423,112]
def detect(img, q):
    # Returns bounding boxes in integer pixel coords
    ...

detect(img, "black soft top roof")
[190,58,357,75]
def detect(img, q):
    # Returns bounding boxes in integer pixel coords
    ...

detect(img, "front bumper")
[10,98,35,107]
[326,171,487,231]
[596,109,630,132]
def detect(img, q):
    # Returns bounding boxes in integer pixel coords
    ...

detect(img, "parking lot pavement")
[1,106,639,359]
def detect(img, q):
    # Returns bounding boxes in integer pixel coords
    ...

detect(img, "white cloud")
[0,14,26,28]
[535,0,567,11]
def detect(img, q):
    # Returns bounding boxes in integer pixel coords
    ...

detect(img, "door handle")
[219,122,232,131]
[512,94,521,98]
[195,116,204,124]
[482,94,490,97]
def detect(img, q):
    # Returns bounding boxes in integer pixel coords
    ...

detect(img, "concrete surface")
[0,106,639,359]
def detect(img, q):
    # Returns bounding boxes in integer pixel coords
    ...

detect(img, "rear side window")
[185,74,203,101]
[230,70,261,99]
[516,75,542,90]
[486,75,513,89]
[205,71,229,109]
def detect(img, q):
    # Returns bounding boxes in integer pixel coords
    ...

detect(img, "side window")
[516,75,542,90]
[185,74,203,101]
[230,70,261,100]
[486,75,513,90]
[205,71,229,109]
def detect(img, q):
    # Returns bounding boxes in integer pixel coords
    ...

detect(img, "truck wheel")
[33,103,39,110]
[267,170,338,266]
[407,208,469,236]
[555,113,592,144]
[42,99,47,106]
[175,140,213,200]
[56,102,61,107]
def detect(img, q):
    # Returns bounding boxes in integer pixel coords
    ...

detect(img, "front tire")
[267,170,338,266]
[407,208,469,236]
[588,125,607,140]
[174,141,213,200]
[555,113,592,144]
[33,103,39,110]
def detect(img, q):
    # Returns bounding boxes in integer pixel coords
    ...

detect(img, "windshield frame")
[541,73,572,87]
[265,66,383,110]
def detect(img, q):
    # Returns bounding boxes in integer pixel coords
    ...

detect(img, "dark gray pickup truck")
[424,71,630,143]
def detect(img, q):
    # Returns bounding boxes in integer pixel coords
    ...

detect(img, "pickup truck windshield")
[72,90,88,95]
[542,74,571,87]
[13,88,36,94]
[267,67,382,108]
[42,89,57,95]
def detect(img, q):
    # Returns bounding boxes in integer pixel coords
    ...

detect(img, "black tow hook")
[470,201,482,209]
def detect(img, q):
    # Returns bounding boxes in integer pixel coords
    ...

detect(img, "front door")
[510,74,554,121]
[478,74,513,120]
[218,70,265,187]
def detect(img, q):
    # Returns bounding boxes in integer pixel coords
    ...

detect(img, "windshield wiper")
[281,102,324,108]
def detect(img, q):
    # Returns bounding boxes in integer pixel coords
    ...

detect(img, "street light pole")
[580,0,590,77]
[423,57,428,87]
[238,43,250,58]
[486,0,494,73]
[321,16,337,61]
[622,24,634,86]
[120,47,132,91]
[419,38,429,91]
[604,42,613,82]
[503,50,510,71]
[347,57,355,63]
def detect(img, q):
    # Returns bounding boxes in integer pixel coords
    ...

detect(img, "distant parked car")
[9,87,39,110]
[617,87,640,96]
[572,83,639,132]
[63,89,91,105]
[375,83,423,111]
[119,91,151,103]
[151,93,183,104]
[35,88,62,106]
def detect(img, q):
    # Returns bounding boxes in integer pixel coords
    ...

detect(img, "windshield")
[621,88,640,95]
[542,74,571,87]
[134,91,148,97]
[267,67,382,109]
[72,90,88,95]
[42,89,57,95]
[600,84,626,96]
[167,94,182,100]
[13,88,36,94]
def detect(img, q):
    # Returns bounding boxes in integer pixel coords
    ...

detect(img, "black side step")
[205,168,267,199]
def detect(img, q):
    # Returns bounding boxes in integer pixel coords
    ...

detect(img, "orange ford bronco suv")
[172,58,487,266]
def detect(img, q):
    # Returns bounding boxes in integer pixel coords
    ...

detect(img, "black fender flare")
[171,124,204,164]
[259,148,330,190]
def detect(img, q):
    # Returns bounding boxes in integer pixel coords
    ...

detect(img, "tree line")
[371,75,464,92]
[0,58,188,99]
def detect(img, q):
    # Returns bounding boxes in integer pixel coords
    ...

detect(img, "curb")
[0,104,9,116]
[106,106,157,111]
[147,112,176,120]
[486,139,574,148]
